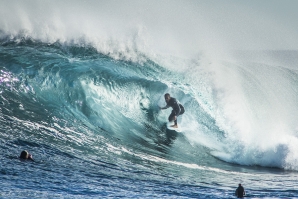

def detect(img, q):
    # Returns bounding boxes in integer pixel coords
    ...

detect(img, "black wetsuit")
[235,185,245,198]
[165,97,185,125]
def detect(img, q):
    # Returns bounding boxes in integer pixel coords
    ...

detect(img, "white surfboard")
[166,122,182,132]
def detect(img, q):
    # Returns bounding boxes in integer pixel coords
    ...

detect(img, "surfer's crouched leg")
[172,119,178,128]
[170,124,178,128]
[168,111,176,123]
[169,111,178,128]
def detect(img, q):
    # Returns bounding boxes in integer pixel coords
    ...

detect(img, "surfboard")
[166,122,182,132]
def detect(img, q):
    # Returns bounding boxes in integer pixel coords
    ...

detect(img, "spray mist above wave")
[1,0,298,63]
[208,59,298,170]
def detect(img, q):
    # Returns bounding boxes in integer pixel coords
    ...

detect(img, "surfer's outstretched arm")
[160,105,169,110]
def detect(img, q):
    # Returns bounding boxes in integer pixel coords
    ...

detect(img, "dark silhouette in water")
[20,150,34,161]
[235,183,245,198]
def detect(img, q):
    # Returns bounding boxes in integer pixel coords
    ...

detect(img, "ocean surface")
[1,1,298,198]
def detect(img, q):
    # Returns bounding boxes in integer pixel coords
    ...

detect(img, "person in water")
[235,183,245,198]
[160,93,185,128]
[20,150,34,161]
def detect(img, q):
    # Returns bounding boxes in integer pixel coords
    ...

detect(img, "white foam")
[1,1,298,63]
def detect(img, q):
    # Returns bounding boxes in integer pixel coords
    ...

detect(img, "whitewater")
[1,1,298,198]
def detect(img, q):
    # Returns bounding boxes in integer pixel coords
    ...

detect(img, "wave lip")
[1,23,298,197]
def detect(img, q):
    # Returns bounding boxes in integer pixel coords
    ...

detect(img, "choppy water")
[1,1,298,198]
[1,38,298,198]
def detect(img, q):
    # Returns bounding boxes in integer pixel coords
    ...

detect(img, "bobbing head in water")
[20,150,34,160]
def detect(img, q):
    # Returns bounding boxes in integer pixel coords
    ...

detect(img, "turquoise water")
[1,1,298,198]
[1,40,298,198]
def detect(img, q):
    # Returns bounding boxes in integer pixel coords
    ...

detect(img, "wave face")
[1,1,298,198]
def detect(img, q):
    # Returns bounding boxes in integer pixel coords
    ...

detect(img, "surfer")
[20,150,34,161]
[160,93,185,128]
[235,183,245,198]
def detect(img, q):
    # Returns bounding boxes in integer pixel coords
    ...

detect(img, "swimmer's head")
[20,150,33,160]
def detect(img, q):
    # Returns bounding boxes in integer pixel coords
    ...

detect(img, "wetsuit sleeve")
[162,104,170,109]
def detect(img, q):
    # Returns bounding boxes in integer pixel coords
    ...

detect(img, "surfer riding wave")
[160,93,185,128]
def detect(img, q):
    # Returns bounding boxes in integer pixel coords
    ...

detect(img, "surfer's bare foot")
[171,124,178,128]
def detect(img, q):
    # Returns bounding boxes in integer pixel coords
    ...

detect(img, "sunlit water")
[1,1,298,198]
